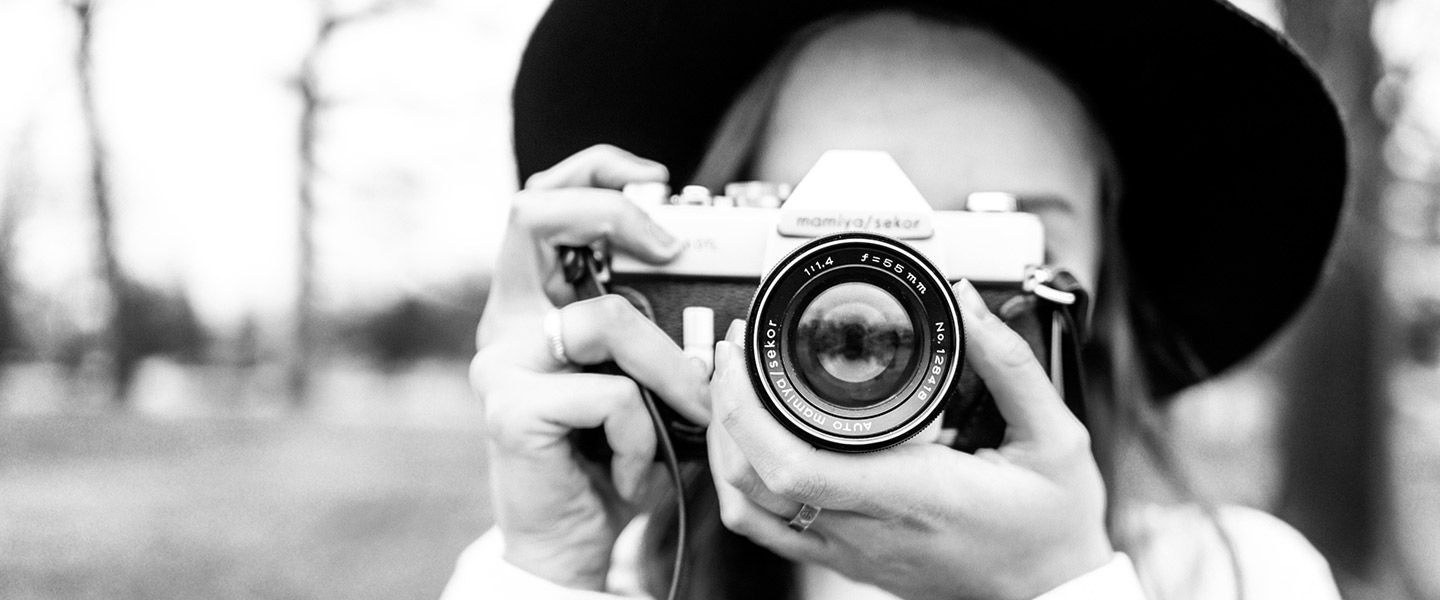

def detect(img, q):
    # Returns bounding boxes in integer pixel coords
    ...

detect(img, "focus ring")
[745,232,963,453]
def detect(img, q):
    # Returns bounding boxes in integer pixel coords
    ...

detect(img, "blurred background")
[0,0,1436,598]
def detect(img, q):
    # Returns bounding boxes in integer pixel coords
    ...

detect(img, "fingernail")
[714,341,731,374]
[726,319,745,344]
[955,278,982,311]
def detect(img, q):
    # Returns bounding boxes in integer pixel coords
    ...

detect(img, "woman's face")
[754,12,1108,289]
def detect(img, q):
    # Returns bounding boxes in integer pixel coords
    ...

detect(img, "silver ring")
[543,307,569,365]
[786,503,822,533]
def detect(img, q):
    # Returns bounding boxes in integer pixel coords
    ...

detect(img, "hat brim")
[512,0,1347,397]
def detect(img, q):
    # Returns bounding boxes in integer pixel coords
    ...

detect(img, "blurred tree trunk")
[1276,0,1386,583]
[292,16,327,407]
[73,0,133,404]
[290,0,425,406]
[0,168,18,359]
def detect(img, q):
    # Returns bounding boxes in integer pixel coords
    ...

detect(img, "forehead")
[752,11,1105,211]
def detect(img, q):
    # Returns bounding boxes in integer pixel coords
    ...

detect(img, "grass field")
[0,414,493,600]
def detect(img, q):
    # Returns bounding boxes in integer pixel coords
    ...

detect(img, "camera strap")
[1026,267,1091,425]
[560,245,689,600]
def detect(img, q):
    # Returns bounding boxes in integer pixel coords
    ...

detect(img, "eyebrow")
[1013,194,1076,215]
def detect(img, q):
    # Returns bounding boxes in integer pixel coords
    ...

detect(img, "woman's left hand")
[707,279,1113,600]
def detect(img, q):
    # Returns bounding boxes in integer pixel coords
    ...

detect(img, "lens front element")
[794,282,917,409]
[747,233,963,452]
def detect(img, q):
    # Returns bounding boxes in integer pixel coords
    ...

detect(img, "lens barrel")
[746,233,963,452]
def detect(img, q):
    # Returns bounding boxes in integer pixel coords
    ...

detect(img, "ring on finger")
[786,503,822,533]
[543,307,570,366]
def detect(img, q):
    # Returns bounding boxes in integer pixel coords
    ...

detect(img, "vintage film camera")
[570,151,1087,460]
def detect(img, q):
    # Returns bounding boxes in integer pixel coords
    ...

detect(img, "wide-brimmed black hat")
[511,0,1348,398]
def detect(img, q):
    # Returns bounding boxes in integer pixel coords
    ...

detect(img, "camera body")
[579,151,1067,458]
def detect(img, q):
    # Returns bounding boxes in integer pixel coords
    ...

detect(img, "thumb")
[953,279,1078,445]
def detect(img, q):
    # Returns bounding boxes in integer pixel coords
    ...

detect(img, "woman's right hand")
[470,145,712,590]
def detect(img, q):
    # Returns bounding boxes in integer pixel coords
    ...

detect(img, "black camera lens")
[793,282,918,409]
[747,232,963,452]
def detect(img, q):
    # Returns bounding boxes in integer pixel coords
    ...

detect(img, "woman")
[449,1,1348,598]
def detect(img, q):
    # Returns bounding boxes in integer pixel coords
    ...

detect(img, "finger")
[712,465,830,563]
[716,323,1000,515]
[485,373,655,500]
[953,279,1080,445]
[561,295,711,425]
[708,406,802,518]
[515,188,682,263]
[524,144,669,191]
[606,406,657,503]
[487,145,674,316]
[487,189,683,321]
[712,335,905,514]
